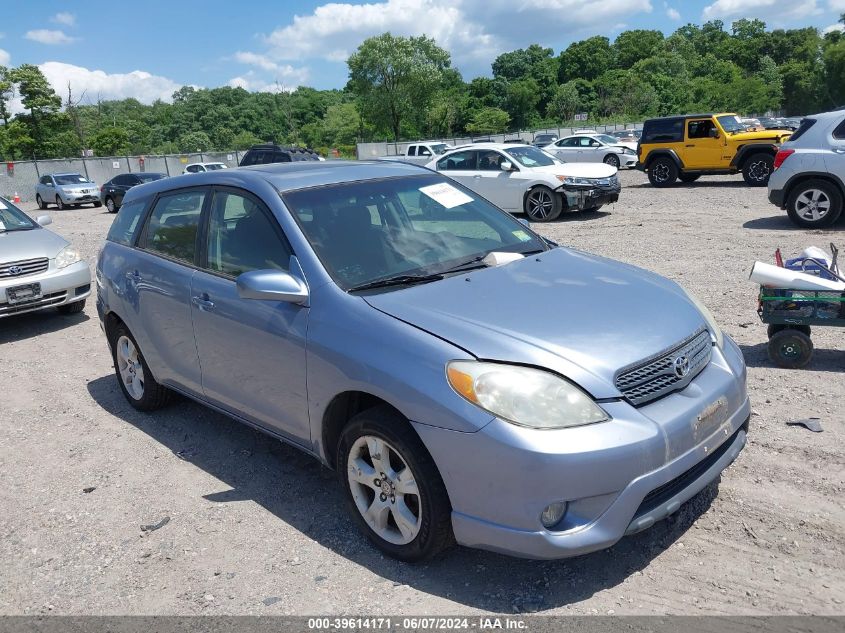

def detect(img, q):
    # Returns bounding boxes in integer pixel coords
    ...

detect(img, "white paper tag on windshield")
[419,182,473,209]
[0,200,7,209]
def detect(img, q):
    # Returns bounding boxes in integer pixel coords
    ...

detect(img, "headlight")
[56,245,81,269]
[556,176,594,185]
[684,290,724,349]
[446,361,609,429]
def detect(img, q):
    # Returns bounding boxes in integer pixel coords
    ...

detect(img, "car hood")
[730,129,791,143]
[364,248,707,398]
[58,183,96,191]
[0,227,68,261]
[529,162,617,178]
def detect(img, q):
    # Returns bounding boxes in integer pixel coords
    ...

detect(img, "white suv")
[768,109,845,228]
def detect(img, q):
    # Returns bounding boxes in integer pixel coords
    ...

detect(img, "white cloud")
[664,2,681,20]
[227,71,300,92]
[24,29,77,45]
[52,12,76,27]
[236,0,652,80]
[0,49,9,66]
[232,51,310,84]
[38,61,182,104]
[823,22,845,32]
[828,0,845,10]
[702,0,822,23]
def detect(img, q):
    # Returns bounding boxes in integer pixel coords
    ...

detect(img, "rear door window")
[787,118,815,142]
[107,199,148,246]
[643,119,683,142]
[141,189,207,264]
[832,118,845,140]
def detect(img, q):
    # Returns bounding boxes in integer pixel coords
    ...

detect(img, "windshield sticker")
[0,201,7,209]
[419,183,474,209]
[512,230,532,242]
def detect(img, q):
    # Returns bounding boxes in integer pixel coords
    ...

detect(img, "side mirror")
[47,182,54,188]
[500,161,514,171]
[36,215,52,226]
[236,269,309,305]
[708,128,719,138]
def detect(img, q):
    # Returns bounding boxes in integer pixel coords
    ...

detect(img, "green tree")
[613,30,665,68]
[231,130,262,150]
[348,32,453,140]
[0,120,35,160]
[504,78,540,129]
[91,127,130,156]
[465,107,509,135]
[546,82,580,121]
[177,130,212,152]
[8,64,62,157]
[558,36,613,82]
[0,66,14,126]
[822,37,845,106]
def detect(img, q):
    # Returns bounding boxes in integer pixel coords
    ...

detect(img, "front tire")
[524,186,562,222]
[768,329,813,369]
[338,405,453,562]
[55,195,66,210]
[36,194,46,210]
[109,323,173,411]
[742,152,774,186]
[603,154,620,168]
[57,299,86,315]
[647,157,677,187]
[785,179,843,228]
[105,197,117,213]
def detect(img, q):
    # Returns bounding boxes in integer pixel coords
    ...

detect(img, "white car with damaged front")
[426,143,620,222]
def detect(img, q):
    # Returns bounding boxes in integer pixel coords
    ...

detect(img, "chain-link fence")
[0,151,244,203]
[355,122,643,159]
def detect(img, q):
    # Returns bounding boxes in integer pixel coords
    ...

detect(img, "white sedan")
[425,143,620,222]
[541,134,638,168]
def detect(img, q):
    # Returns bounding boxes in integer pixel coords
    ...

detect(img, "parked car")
[239,144,322,166]
[96,161,749,561]
[541,134,638,168]
[767,109,845,228]
[36,173,102,210]
[532,133,559,147]
[0,196,91,318]
[183,162,228,174]
[376,142,453,165]
[572,128,599,134]
[637,113,792,187]
[610,129,641,143]
[100,173,167,213]
[427,143,620,221]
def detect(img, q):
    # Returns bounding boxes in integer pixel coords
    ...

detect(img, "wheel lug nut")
[374,479,380,486]
[380,493,387,502]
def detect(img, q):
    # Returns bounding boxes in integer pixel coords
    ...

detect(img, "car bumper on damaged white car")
[0,260,91,318]
[559,174,622,211]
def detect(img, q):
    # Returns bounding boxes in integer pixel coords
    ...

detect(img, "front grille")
[615,328,712,406]
[633,426,742,519]
[0,257,49,278]
[0,291,67,316]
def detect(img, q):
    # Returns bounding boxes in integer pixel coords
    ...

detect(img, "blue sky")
[2,0,843,107]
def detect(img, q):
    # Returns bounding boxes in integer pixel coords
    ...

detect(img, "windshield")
[283,174,546,291]
[0,198,38,232]
[54,174,89,185]
[596,134,619,145]
[503,146,560,168]
[717,115,744,133]
[430,144,449,155]
[137,173,165,182]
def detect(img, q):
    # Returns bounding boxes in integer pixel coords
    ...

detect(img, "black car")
[100,173,167,213]
[532,133,559,147]
[239,143,321,166]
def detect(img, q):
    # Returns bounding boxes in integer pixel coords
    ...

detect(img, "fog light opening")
[540,502,568,530]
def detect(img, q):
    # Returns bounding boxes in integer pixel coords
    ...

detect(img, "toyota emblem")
[8,265,23,276]
[673,355,690,378]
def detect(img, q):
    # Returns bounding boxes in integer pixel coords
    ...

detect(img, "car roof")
[49,172,85,177]
[445,143,533,151]
[644,113,735,122]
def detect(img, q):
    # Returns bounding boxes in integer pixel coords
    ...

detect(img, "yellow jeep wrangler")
[636,113,792,187]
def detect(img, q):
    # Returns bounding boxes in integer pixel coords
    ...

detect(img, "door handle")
[685,144,695,147]
[125,270,141,282]
[473,174,482,178]
[833,148,845,154]
[191,294,215,311]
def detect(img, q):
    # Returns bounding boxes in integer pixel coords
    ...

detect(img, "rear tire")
[647,157,677,187]
[785,179,843,228]
[603,154,620,168]
[742,152,774,186]
[337,405,454,562]
[768,329,813,369]
[524,186,562,222]
[57,299,86,315]
[109,323,174,411]
[106,197,117,213]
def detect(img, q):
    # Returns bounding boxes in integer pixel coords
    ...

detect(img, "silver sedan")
[543,134,638,168]
[36,173,102,210]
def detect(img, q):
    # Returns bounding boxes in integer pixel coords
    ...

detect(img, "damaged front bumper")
[558,176,621,211]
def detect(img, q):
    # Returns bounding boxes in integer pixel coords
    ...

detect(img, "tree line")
[1,15,844,160]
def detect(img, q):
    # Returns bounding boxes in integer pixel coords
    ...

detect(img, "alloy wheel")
[116,335,145,400]
[106,198,115,213]
[652,162,670,183]
[747,159,770,182]
[794,189,831,222]
[347,435,421,545]
[527,189,554,220]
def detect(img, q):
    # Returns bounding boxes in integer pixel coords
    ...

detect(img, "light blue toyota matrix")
[96,161,749,561]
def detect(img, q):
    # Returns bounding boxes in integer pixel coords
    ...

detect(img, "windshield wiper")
[438,255,489,274]
[348,272,445,292]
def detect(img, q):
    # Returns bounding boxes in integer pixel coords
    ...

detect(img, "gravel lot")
[1,169,843,616]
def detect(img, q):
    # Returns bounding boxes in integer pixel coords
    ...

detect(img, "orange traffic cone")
[13,192,20,203]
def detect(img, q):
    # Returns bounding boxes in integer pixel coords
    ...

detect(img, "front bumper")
[61,190,100,204]
[561,182,621,211]
[413,336,749,559]
[0,260,91,318]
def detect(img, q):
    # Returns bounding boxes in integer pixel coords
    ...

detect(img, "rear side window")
[788,118,815,142]
[272,152,292,163]
[107,200,147,246]
[142,190,206,264]
[643,119,683,142]
[833,118,845,140]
